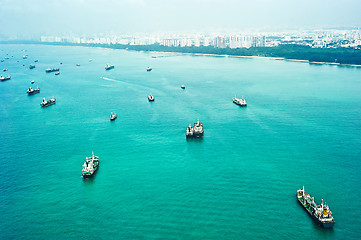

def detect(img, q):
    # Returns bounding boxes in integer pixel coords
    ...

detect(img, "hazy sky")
[1,0,361,36]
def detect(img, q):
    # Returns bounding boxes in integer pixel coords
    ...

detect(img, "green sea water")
[0,44,361,239]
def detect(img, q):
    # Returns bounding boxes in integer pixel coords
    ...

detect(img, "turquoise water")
[1,44,361,240]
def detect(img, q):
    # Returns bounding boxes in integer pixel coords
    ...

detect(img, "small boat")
[297,186,335,228]
[29,65,35,69]
[82,152,99,178]
[148,94,155,102]
[105,64,114,70]
[89,59,92,62]
[27,87,40,95]
[40,98,56,107]
[34,60,39,62]
[0,75,11,81]
[31,80,35,84]
[55,72,60,75]
[1,60,4,62]
[45,68,59,73]
[186,124,194,138]
[110,112,117,121]
[146,67,152,71]
[23,55,28,59]
[181,85,185,89]
[76,64,80,66]
[3,68,8,72]
[233,96,247,107]
[60,62,63,64]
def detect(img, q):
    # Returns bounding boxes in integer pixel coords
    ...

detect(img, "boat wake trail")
[100,77,123,83]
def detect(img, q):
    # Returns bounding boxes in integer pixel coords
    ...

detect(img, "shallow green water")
[1,44,361,239]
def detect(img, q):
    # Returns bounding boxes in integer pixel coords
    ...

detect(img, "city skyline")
[1,0,361,37]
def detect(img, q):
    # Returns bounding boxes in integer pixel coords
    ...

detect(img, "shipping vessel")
[233,96,247,107]
[0,75,11,81]
[110,112,117,121]
[45,68,59,73]
[105,64,114,70]
[82,152,99,178]
[296,186,335,228]
[148,94,155,101]
[40,98,56,107]
[27,87,40,95]
[186,120,204,138]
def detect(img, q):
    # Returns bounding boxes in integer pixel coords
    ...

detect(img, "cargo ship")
[0,75,11,81]
[40,98,56,107]
[82,152,99,178]
[186,120,204,138]
[110,112,117,121]
[148,94,155,102]
[296,186,335,228]
[105,64,114,70]
[27,87,40,95]
[45,68,59,73]
[233,96,247,107]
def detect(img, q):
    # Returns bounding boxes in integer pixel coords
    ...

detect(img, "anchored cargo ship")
[82,152,99,178]
[0,75,11,81]
[105,64,114,70]
[233,96,247,107]
[296,186,335,228]
[40,98,56,107]
[45,68,59,73]
[110,112,117,121]
[148,94,155,102]
[186,120,204,138]
[27,87,40,95]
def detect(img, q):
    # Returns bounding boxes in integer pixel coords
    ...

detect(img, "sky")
[0,0,361,37]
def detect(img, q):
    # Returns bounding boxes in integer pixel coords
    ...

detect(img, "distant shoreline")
[132,50,361,67]
[1,41,361,67]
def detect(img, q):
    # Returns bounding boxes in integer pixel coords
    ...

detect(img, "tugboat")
[105,64,114,70]
[110,112,117,121]
[0,75,11,81]
[181,85,185,89]
[296,186,335,228]
[40,98,56,107]
[148,94,155,102]
[186,124,194,138]
[233,96,247,107]
[82,152,99,178]
[186,120,204,138]
[27,87,40,95]
[146,67,152,72]
[45,68,59,73]
[29,65,35,69]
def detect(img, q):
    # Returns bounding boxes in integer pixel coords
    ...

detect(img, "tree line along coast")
[2,41,361,66]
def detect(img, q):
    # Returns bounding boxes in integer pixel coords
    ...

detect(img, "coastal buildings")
[35,29,361,50]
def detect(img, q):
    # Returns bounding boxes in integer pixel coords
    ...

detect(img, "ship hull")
[82,167,98,178]
[27,90,40,95]
[41,101,56,107]
[297,195,335,228]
